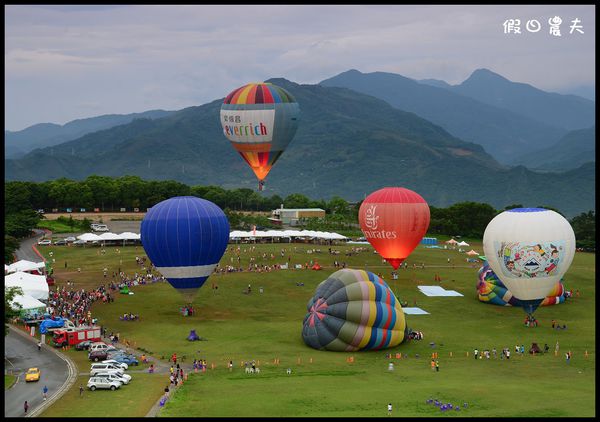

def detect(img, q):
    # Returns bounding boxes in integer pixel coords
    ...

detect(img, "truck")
[52,326,102,348]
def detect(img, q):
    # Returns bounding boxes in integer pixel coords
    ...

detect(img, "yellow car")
[25,368,41,382]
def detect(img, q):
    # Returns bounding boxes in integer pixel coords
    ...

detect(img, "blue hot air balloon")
[140,196,230,303]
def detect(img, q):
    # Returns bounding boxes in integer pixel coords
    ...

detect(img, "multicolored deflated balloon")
[302,269,407,352]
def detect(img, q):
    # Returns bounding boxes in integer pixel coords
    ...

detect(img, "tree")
[5,235,19,263]
[284,193,312,209]
[5,286,23,336]
[570,210,595,251]
[327,196,350,216]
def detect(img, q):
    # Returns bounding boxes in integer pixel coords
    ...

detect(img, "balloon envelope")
[140,196,230,302]
[482,208,575,314]
[220,82,300,184]
[359,187,430,269]
[302,268,407,351]
[477,261,566,307]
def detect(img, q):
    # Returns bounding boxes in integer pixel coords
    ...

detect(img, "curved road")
[5,229,73,417]
[4,328,71,417]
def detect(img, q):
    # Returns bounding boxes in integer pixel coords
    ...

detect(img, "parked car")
[37,239,52,246]
[72,239,87,246]
[53,239,68,245]
[88,350,109,362]
[75,340,93,351]
[93,372,130,385]
[65,236,77,242]
[90,362,126,376]
[25,367,41,382]
[111,354,139,366]
[87,376,121,391]
[94,371,131,384]
[101,359,128,370]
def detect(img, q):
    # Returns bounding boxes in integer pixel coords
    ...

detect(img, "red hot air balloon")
[359,187,430,270]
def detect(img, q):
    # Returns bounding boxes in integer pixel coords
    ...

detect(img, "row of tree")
[5,177,595,254]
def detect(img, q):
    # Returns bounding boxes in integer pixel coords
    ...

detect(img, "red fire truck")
[52,326,101,347]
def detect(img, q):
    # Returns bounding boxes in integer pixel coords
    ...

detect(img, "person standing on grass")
[79,384,84,397]
[430,359,435,371]
[387,403,392,416]
[435,361,439,372]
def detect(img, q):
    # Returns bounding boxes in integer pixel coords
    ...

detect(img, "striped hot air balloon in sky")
[302,269,408,352]
[220,82,300,190]
[140,196,229,304]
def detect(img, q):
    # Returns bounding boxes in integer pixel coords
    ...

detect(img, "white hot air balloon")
[483,208,575,317]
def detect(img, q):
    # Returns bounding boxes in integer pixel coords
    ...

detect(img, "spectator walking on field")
[79,384,84,397]
[387,403,392,416]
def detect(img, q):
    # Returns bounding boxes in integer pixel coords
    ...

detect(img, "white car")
[94,372,130,385]
[37,239,52,245]
[87,376,121,391]
[102,359,128,370]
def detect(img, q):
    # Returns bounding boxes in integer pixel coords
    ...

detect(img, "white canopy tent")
[10,294,47,311]
[457,241,470,247]
[6,260,46,274]
[118,232,141,240]
[5,272,49,301]
[98,232,124,241]
[77,233,103,242]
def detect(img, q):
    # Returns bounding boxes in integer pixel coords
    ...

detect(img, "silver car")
[94,372,130,385]
[87,376,121,391]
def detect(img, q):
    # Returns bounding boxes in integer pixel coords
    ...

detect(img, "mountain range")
[320,69,595,166]
[5,109,175,159]
[4,77,594,217]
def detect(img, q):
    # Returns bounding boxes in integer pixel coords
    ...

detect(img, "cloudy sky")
[5,4,595,131]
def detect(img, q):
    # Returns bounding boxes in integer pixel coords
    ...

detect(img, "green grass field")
[37,241,595,417]
[5,375,17,390]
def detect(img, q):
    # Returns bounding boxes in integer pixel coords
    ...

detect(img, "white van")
[90,363,125,377]
[94,372,131,384]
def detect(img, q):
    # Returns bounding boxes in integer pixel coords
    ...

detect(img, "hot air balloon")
[482,208,575,318]
[220,82,300,191]
[477,261,566,307]
[358,187,430,270]
[302,268,408,351]
[140,196,230,304]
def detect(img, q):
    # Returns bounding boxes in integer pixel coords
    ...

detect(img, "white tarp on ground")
[6,260,46,274]
[5,272,49,300]
[10,294,46,311]
[402,307,430,315]
[417,285,464,297]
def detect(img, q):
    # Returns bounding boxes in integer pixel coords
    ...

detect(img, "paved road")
[15,229,47,261]
[4,328,69,417]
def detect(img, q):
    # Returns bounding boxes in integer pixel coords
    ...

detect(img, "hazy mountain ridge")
[320,69,570,164]
[4,78,594,217]
[5,109,176,158]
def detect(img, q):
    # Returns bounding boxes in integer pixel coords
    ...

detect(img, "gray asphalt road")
[4,329,68,417]
[15,229,47,261]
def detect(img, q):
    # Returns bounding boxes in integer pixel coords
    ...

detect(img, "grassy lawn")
[5,375,17,390]
[37,241,595,417]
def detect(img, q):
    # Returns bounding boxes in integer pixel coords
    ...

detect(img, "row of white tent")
[5,271,49,303]
[77,232,141,242]
[229,229,349,240]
